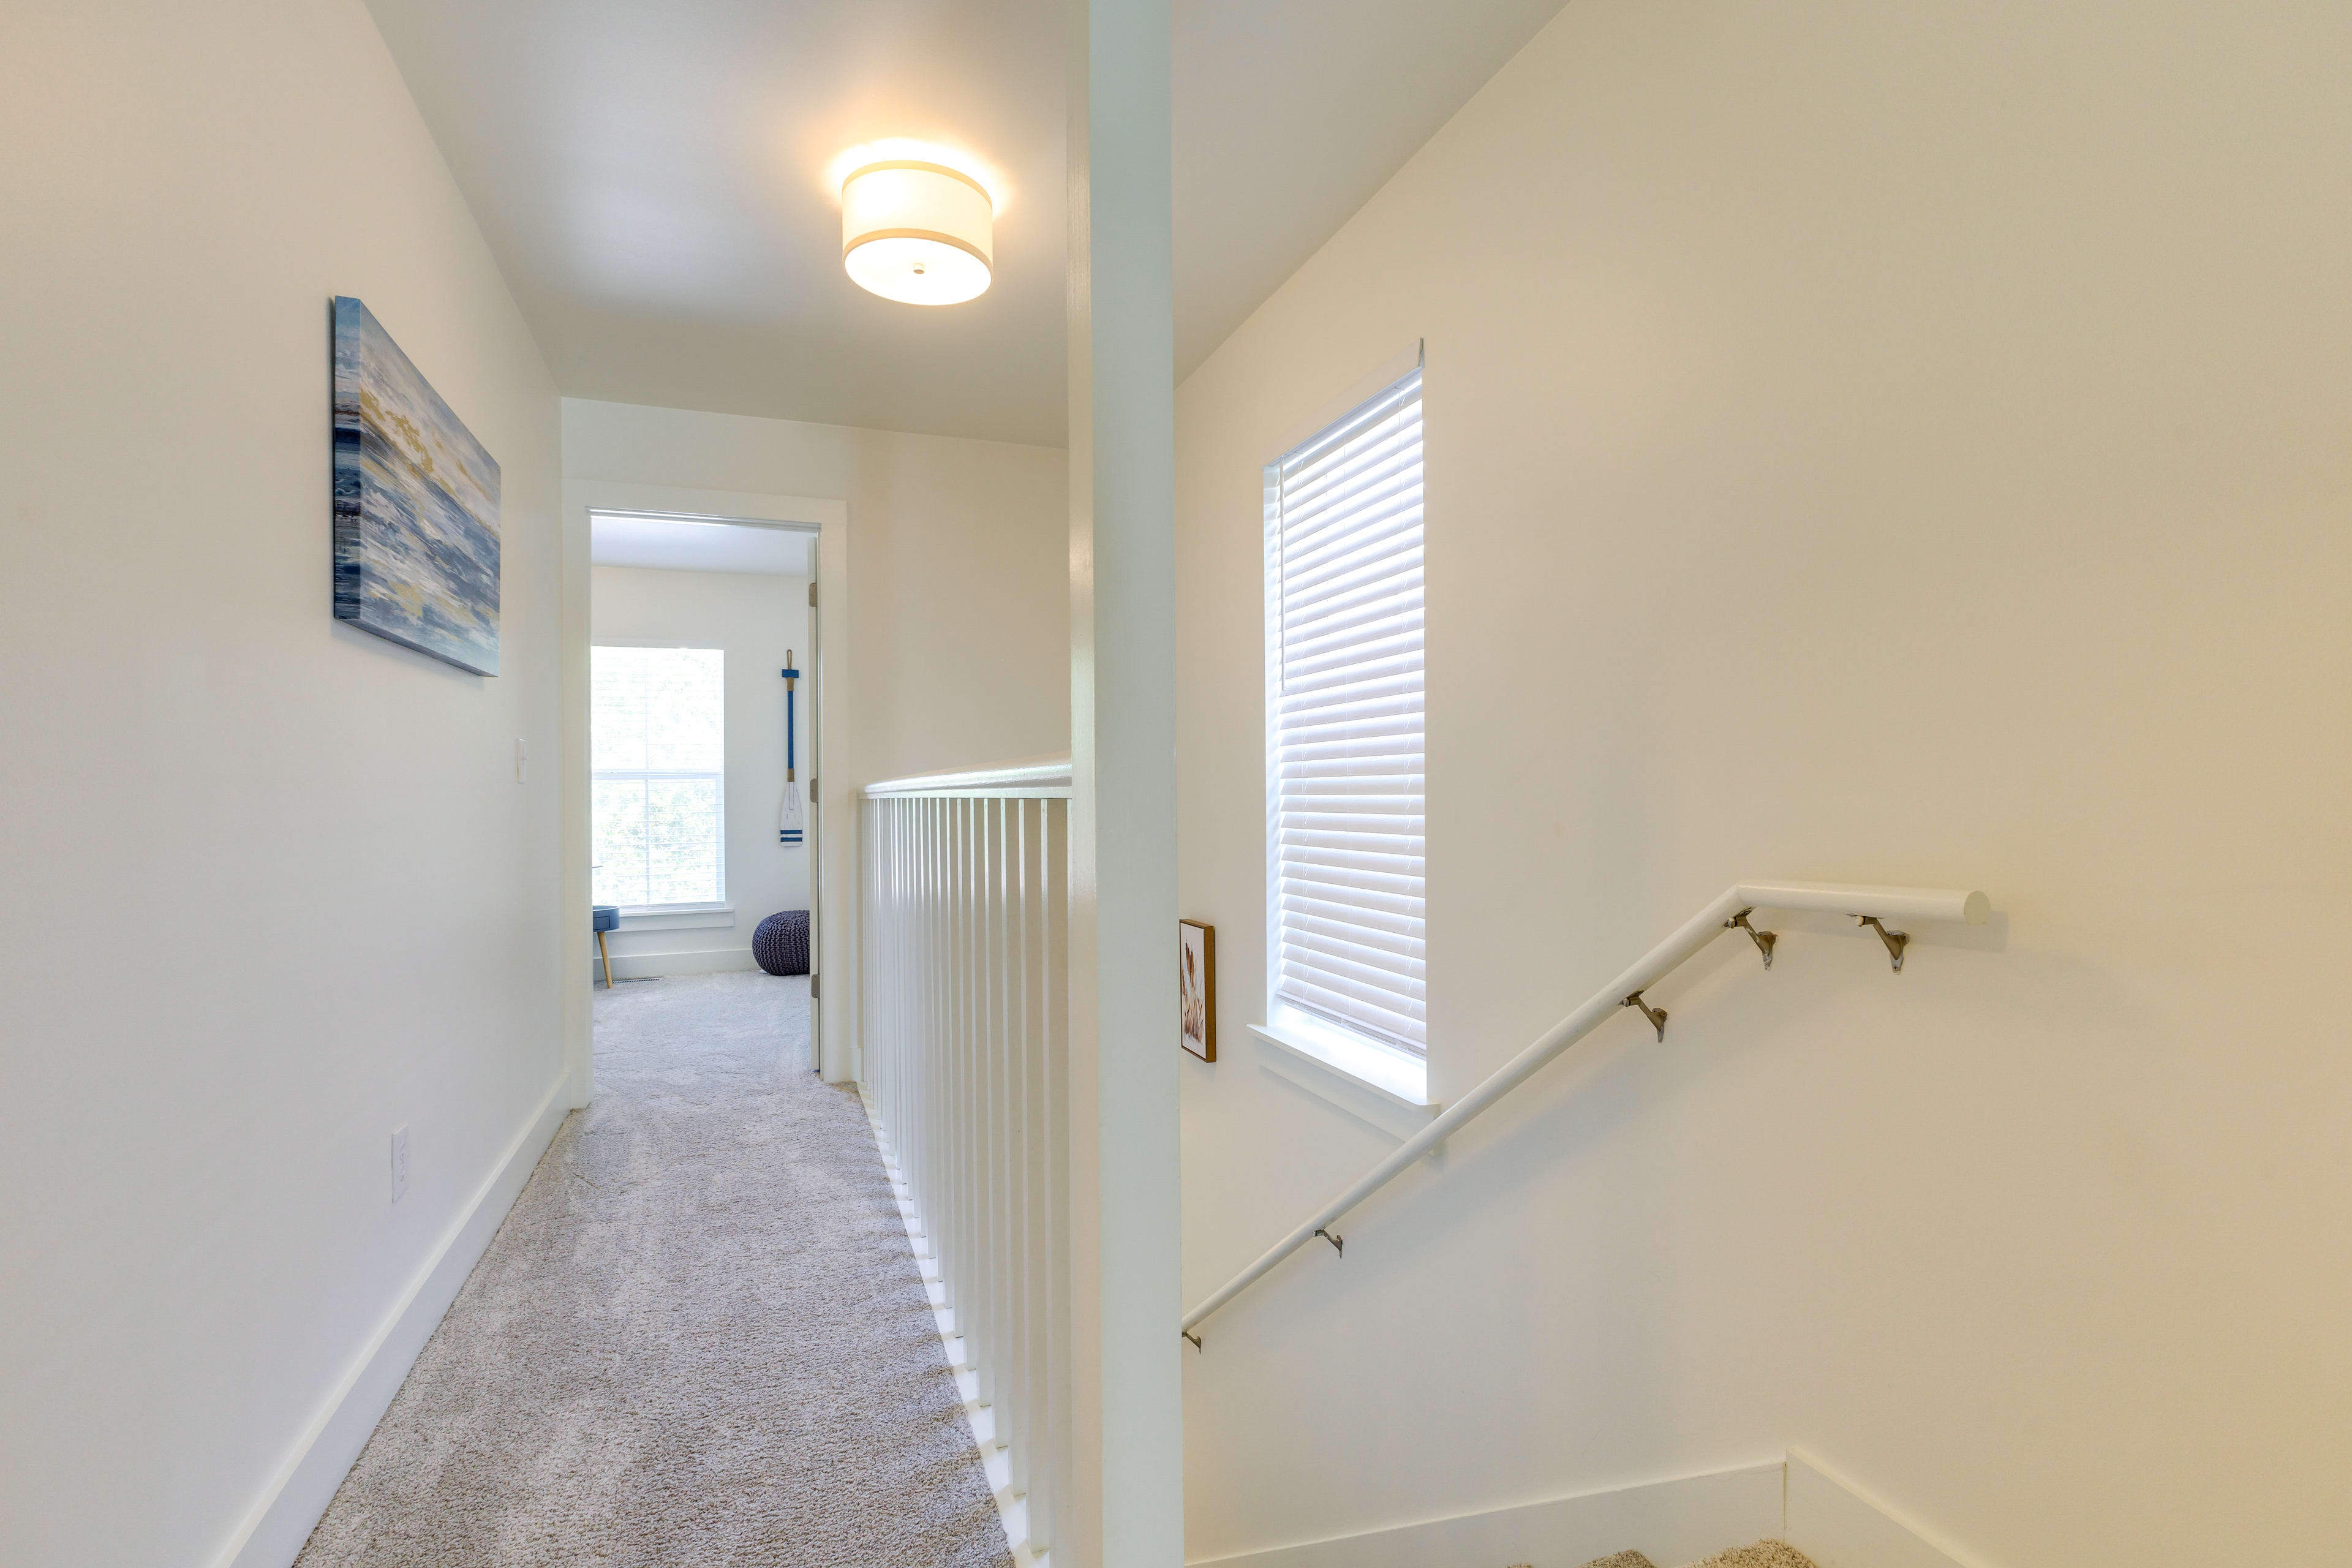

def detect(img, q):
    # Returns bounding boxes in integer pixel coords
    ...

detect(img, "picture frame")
[1179,919,1215,1063]
[332,296,502,674]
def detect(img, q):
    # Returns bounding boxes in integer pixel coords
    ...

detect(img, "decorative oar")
[779,652,804,845]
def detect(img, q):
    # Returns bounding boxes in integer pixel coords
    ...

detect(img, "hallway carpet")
[298,970,1011,1567]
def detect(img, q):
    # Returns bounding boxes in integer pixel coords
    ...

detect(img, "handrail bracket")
[1621,991,1668,1042]
[1856,914,1909,971]
[1725,908,1777,968]
[1314,1227,1344,1257]
[1178,880,1990,1337]
[1183,1329,1203,1352]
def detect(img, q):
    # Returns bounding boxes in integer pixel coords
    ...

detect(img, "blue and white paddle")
[779,653,804,845]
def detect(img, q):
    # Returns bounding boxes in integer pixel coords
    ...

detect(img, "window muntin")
[1266,368,1425,1055]
[592,644,726,909]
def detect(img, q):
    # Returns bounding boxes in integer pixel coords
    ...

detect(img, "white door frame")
[562,478,856,1101]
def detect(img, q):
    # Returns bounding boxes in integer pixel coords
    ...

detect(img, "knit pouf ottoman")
[752,909,810,976]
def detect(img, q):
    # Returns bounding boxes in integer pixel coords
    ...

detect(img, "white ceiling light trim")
[841,159,993,305]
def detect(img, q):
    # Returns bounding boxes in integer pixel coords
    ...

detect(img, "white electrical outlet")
[391,1125,410,1203]
[515,737,529,782]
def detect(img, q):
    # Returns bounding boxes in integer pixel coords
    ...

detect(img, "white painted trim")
[856,1089,1047,1568]
[864,756,1074,797]
[603,945,760,979]
[615,905,736,932]
[1249,1012,1436,1140]
[1787,1450,1984,1568]
[1186,1461,1783,1568]
[1187,1453,1988,1568]
[1251,1009,1429,1107]
[571,479,845,533]
[212,1073,572,1568]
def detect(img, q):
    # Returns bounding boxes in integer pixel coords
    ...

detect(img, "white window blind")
[1267,368,1425,1054]
[592,645,726,908]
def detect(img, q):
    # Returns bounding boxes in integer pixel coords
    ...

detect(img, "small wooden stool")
[592,905,620,987]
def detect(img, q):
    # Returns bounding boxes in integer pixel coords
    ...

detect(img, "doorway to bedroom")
[587,508,821,1077]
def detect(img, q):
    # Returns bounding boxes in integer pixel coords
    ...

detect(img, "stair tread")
[1565,1543,1819,1568]
[1689,1544,1817,1568]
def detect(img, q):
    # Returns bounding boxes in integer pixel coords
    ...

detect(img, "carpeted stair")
[1564,1543,1818,1568]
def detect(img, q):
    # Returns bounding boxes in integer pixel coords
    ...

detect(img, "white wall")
[1174,4,2352,1566]
[565,399,1070,785]
[0,2,564,1566]
[591,564,812,972]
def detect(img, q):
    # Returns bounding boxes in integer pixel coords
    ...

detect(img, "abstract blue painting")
[333,296,500,674]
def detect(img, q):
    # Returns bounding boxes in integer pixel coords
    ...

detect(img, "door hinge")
[808,582,817,607]
[810,972,820,999]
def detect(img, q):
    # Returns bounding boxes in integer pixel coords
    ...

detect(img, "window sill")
[1249,1011,1439,1141]
[615,904,736,932]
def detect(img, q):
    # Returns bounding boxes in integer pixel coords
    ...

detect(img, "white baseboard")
[1191,1452,1988,1568]
[1786,1451,1980,1568]
[1188,1463,1784,1567]
[601,944,760,979]
[209,1072,573,1568]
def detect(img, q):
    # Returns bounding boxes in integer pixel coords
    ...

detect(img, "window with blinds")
[592,644,726,909]
[1265,367,1425,1055]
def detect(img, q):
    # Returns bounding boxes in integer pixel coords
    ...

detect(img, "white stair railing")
[1182,880,1992,1341]
[860,761,1072,1567]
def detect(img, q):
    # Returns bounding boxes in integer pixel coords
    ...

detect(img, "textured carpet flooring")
[1689,1545,1817,1568]
[298,970,1011,1567]
[1576,1544,1818,1568]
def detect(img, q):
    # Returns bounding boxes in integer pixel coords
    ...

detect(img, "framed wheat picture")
[1178,919,1216,1063]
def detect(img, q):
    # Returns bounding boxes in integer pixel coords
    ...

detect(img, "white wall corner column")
[1065,1,1183,1564]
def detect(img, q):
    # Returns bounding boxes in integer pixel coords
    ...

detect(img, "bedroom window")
[592,644,726,910]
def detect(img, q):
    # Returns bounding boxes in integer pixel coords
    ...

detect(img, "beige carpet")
[1691,1546,1817,1568]
[297,970,1011,1567]
[1575,1543,1817,1568]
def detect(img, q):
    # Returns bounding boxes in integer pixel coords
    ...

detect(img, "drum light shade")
[841,160,993,306]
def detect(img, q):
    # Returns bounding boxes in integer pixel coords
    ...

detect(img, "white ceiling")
[591,512,813,575]
[364,0,1566,447]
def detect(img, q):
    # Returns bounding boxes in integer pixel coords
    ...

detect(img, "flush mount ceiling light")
[840,157,993,306]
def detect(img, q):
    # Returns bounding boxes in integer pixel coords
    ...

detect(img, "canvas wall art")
[333,296,500,674]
